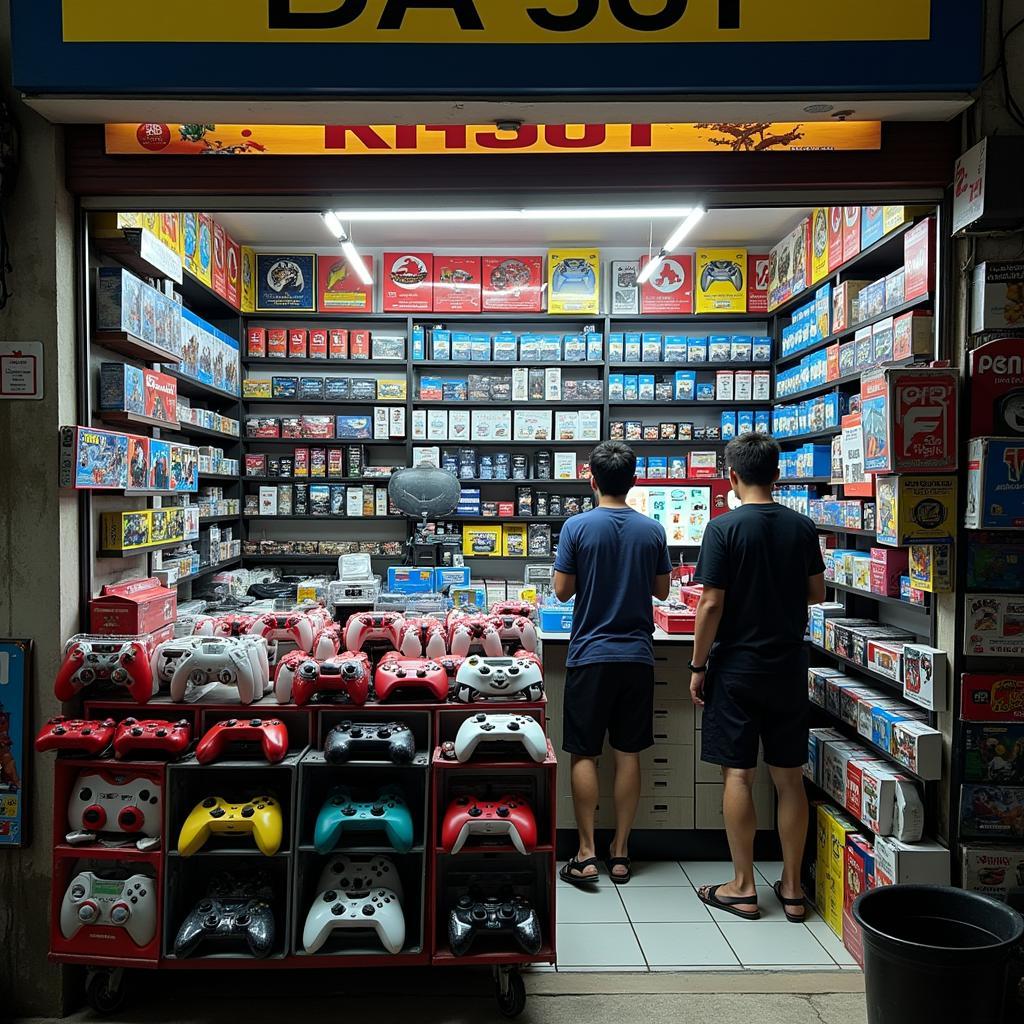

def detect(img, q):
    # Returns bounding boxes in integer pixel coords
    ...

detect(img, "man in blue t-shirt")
[553,441,672,887]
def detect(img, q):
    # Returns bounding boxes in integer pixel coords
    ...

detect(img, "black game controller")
[323,721,417,765]
[173,870,275,958]
[448,892,542,956]
[700,260,744,292]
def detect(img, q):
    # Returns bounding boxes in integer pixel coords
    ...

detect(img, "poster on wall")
[640,254,694,314]
[317,253,374,312]
[481,256,544,312]
[433,256,482,313]
[0,639,30,847]
[255,253,317,312]
[548,249,600,315]
[382,252,434,312]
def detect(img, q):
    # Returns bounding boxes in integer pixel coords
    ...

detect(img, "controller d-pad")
[342,807,357,817]
[497,806,510,817]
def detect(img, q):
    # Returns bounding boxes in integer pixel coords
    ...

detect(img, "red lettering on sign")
[422,125,468,149]
[324,125,392,150]
[474,124,540,149]
[543,123,608,148]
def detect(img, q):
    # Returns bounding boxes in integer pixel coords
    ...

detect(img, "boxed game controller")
[961,784,1024,839]
[909,543,954,593]
[482,256,544,312]
[90,576,177,635]
[383,252,433,312]
[548,248,600,315]
[816,802,858,937]
[463,524,502,557]
[966,437,1024,529]
[961,845,1024,902]
[902,644,947,712]
[875,475,957,546]
[873,836,949,887]
[964,594,1024,657]
[696,248,747,314]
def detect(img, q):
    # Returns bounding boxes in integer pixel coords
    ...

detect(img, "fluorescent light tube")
[662,207,706,252]
[322,210,346,239]
[342,240,374,285]
[636,254,665,286]
[331,205,699,223]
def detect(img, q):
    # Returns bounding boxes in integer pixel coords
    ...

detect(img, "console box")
[965,437,1024,529]
[89,576,177,635]
[964,594,1024,657]
[960,673,1024,722]
[961,844,1024,902]
[875,475,957,546]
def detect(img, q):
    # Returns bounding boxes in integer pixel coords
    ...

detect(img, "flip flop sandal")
[698,883,761,921]
[605,855,632,884]
[773,880,808,923]
[559,856,601,889]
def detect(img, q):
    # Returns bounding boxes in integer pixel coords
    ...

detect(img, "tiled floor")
[552,860,862,972]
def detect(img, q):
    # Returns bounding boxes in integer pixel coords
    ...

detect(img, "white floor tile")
[634,922,740,968]
[718,921,839,967]
[805,918,859,966]
[702,884,816,924]
[754,861,787,885]
[620,885,713,924]
[621,861,690,886]
[738,964,847,972]
[679,860,742,887]
[555,922,647,968]
[557,860,613,888]
[556,881,628,924]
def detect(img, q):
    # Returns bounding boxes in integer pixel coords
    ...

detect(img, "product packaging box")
[960,784,1024,839]
[964,723,1024,782]
[965,437,1024,529]
[502,524,527,557]
[382,252,433,312]
[89,576,177,635]
[804,728,845,785]
[611,260,640,315]
[254,253,316,312]
[433,256,482,313]
[184,213,214,287]
[964,595,1024,658]
[696,248,747,314]
[96,267,144,339]
[639,254,693,314]
[961,674,1024,722]
[747,253,770,312]
[908,543,954,593]
[873,836,949,887]
[317,252,373,312]
[842,835,875,967]
[482,256,544,312]
[903,217,936,301]
[816,803,858,937]
[860,367,958,474]
[826,207,845,271]
[875,475,956,546]
[810,208,830,283]
[548,249,600,315]
[462,524,503,557]
[861,205,885,250]
[961,845,1024,902]
[971,261,1024,333]
[832,280,869,334]
[240,245,257,314]
[842,207,862,263]
[100,509,155,553]
[902,644,948,712]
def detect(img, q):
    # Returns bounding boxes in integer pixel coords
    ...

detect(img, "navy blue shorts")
[562,662,655,757]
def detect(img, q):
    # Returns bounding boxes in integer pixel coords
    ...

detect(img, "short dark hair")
[725,433,780,486]
[590,440,637,497]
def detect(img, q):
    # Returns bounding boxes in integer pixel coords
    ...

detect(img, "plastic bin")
[853,884,1024,1024]
[538,605,573,634]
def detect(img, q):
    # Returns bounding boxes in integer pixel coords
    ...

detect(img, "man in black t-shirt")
[690,434,826,922]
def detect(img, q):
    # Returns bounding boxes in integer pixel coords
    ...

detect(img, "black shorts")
[701,667,809,770]
[562,662,655,757]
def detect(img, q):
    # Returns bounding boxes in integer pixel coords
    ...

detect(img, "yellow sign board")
[107,122,883,157]
[65,1,930,45]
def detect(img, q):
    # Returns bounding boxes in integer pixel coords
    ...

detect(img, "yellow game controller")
[177,795,283,856]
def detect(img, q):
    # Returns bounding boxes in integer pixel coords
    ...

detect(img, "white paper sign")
[953,138,987,235]
[0,342,43,400]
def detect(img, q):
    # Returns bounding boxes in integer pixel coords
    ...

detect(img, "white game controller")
[448,617,503,658]
[312,624,343,662]
[454,713,548,763]
[454,656,545,703]
[60,872,158,947]
[247,611,316,654]
[154,636,270,704]
[314,855,404,903]
[302,887,406,955]
[67,769,163,838]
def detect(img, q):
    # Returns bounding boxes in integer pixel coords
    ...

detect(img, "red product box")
[382,252,433,312]
[248,418,281,439]
[247,327,267,358]
[689,464,719,481]
[903,217,935,301]
[892,311,934,361]
[968,337,1024,436]
[245,454,267,476]
[310,448,327,477]
[842,834,874,967]
[143,369,178,424]
[747,253,769,314]
[960,674,1024,722]
[294,447,310,477]
[845,756,886,820]
[481,255,545,312]
[433,256,482,313]
[640,253,694,314]
[299,415,333,438]
[288,329,308,359]
[212,221,227,298]
[267,328,288,357]
[329,329,349,359]
[350,330,371,359]
[317,252,373,313]
[826,344,840,382]
[828,207,845,271]
[89,576,177,635]
[498,502,515,517]
[309,329,328,359]
[225,233,241,309]
[842,207,862,263]
[327,449,345,476]
[870,547,909,597]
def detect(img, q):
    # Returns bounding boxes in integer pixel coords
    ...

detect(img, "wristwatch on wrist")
[688,660,708,673]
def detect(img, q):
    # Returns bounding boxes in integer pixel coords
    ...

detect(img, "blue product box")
[388,567,436,593]
[335,415,372,439]
[663,336,688,363]
[412,324,426,361]
[452,584,488,612]
[668,456,687,479]
[442,378,468,401]
[608,333,624,361]
[623,375,639,401]
[563,334,586,361]
[99,362,146,415]
[687,337,709,363]
[635,457,647,477]
[470,335,491,361]
[838,342,857,376]
[647,456,668,480]
[638,374,655,400]
[539,335,562,361]
[451,332,473,361]
[272,376,299,399]
[519,334,541,361]
[434,566,471,590]
[861,206,885,249]
[755,410,771,434]
[720,411,737,441]
[872,706,911,752]
[299,377,325,401]
[586,332,604,362]
[815,283,833,338]
[730,336,753,362]
[642,333,663,362]
[539,602,574,633]
[674,370,697,401]
[624,332,642,362]
[737,410,755,434]
[967,437,1024,528]
[708,335,731,362]
[431,329,451,361]
[608,373,625,401]
[696,382,715,401]
[492,336,518,361]
[325,377,350,400]
[419,375,444,401]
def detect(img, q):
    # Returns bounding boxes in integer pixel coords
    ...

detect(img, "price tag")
[0,342,43,399]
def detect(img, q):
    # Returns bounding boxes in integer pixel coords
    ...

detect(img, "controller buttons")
[370,804,385,817]
[138,789,151,802]
[202,797,217,808]
[241,806,255,819]
[350,728,363,739]
[497,806,510,817]
[210,807,226,819]
[342,806,357,817]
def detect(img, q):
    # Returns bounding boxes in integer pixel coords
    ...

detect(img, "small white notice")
[0,342,43,399]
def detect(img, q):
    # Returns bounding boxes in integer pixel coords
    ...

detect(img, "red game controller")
[292,653,371,707]
[374,656,449,703]
[35,717,116,755]
[248,612,315,653]
[441,793,538,854]
[449,615,504,658]
[54,637,155,703]
[312,623,343,662]
[113,718,192,760]
[436,655,466,682]
[491,601,535,620]
[344,612,405,654]
[194,717,289,764]
[398,617,448,659]
[510,648,543,672]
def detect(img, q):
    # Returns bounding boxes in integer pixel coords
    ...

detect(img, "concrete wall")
[0,2,78,1014]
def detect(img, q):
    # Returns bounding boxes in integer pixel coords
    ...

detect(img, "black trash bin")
[853,884,1024,1024]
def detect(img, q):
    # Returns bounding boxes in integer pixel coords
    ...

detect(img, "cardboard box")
[810,207,830,283]
[382,252,433,312]
[860,367,958,474]
[288,329,308,359]
[961,845,1024,902]
[968,338,1024,437]
[816,803,858,937]
[462,524,502,558]
[890,719,943,779]
[433,255,482,313]
[89,576,177,635]
[100,509,154,552]
[696,247,747,314]
[902,644,948,712]
[861,205,885,250]
[255,253,316,312]
[970,260,1024,333]
[183,212,213,287]
[875,475,957,546]
[246,327,267,359]
[640,254,693,314]
[964,594,1024,657]
[502,523,527,557]
[842,835,875,967]
[317,252,373,312]
[960,674,1024,722]
[482,256,544,312]
[224,232,241,309]
[960,784,1024,839]
[548,249,600,315]
[903,217,936,301]
[240,245,256,313]
[908,543,954,593]
[873,836,949,887]
[832,280,868,334]
[267,328,287,358]
[842,207,862,263]
[965,437,1024,528]
[747,253,769,313]
[964,723,1024,782]
[211,221,227,297]
[860,762,924,840]
[827,207,845,272]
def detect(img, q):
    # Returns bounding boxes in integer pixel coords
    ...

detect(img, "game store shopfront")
[8,1,1015,1015]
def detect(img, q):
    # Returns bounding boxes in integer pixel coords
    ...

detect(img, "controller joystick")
[441,793,538,854]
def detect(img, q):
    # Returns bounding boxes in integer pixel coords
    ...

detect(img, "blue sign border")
[12,2,981,96]
[0,639,30,848]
